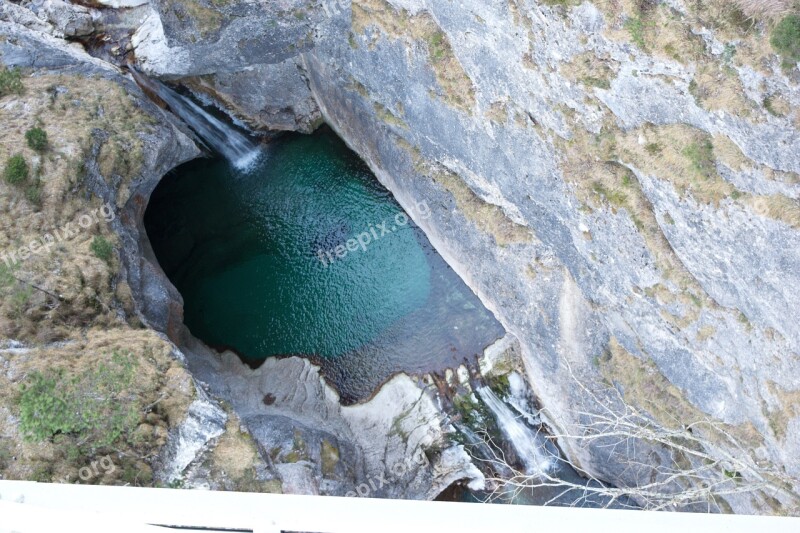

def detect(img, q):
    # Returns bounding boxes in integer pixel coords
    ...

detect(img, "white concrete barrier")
[0,481,797,533]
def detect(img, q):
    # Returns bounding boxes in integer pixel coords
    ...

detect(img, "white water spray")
[130,69,261,171]
[477,386,553,476]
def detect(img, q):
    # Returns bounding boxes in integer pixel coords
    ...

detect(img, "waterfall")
[477,387,553,476]
[129,69,261,171]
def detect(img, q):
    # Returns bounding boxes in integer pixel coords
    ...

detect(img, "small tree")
[25,127,48,152]
[4,154,28,185]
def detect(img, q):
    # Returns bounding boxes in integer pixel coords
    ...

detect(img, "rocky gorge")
[1,0,800,516]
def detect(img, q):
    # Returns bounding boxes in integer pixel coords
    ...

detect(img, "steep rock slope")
[132,0,800,513]
[0,7,214,485]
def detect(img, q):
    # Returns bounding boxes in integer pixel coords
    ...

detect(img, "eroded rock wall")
[130,0,800,513]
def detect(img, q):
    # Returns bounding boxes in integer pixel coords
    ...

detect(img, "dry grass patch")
[763,93,793,117]
[732,0,800,21]
[556,121,711,305]
[431,166,533,246]
[0,73,155,342]
[485,100,509,124]
[747,194,800,228]
[713,134,800,187]
[392,135,532,246]
[614,124,738,205]
[598,337,766,452]
[203,412,279,492]
[352,0,476,113]
[373,102,407,129]
[165,0,224,39]
[559,51,620,90]
[689,62,757,117]
[764,380,800,441]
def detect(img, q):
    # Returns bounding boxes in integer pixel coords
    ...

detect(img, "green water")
[145,128,503,402]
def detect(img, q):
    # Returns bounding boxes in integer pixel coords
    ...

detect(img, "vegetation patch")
[431,165,533,246]
[732,0,798,20]
[90,235,114,264]
[0,68,24,97]
[624,16,650,49]
[19,351,139,447]
[373,101,408,129]
[0,330,196,485]
[596,336,771,489]
[352,0,476,113]
[770,14,800,65]
[763,94,791,117]
[764,380,800,441]
[204,413,277,492]
[688,63,755,117]
[559,52,619,91]
[4,154,29,185]
[0,73,156,341]
[168,0,224,39]
[25,128,48,152]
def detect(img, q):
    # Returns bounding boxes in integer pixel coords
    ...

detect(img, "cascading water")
[477,386,554,476]
[129,69,261,171]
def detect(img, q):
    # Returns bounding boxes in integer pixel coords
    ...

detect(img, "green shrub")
[4,154,28,185]
[25,127,48,152]
[18,351,139,448]
[0,68,23,97]
[771,15,800,63]
[91,235,114,263]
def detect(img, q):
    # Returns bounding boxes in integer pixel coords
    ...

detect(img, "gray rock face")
[40,0,95,38]
[125,0,800,513]
[183,339,484,499]
[156,384,228,483]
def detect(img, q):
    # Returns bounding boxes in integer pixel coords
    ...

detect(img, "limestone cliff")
[128,0,800,514]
